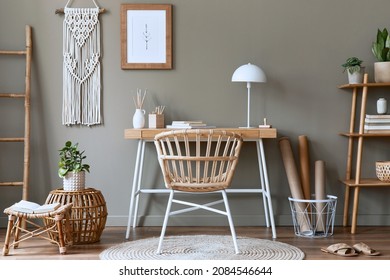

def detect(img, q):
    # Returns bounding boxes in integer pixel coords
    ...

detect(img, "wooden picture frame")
[120,4,172,70]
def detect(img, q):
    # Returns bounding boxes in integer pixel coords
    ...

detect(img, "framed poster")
[120,4,172,69]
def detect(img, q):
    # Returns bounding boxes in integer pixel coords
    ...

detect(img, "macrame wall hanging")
[62,0,102,126]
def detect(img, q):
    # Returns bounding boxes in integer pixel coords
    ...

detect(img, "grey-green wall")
[1,0,390,229]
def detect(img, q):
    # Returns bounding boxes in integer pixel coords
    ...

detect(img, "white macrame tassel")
[63,6,101,126]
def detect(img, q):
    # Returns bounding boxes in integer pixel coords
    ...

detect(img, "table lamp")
[231,63,266,128]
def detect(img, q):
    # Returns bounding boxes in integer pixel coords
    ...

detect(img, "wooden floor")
[0,226,389,260]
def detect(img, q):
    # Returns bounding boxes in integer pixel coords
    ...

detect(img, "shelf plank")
[340,132,390,137]
[339,82,390,89]
[340,178,390,187]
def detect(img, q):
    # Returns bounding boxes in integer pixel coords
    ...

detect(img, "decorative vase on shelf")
[377,98,388,114]
[133,109,145,128]
[63,171,85,191]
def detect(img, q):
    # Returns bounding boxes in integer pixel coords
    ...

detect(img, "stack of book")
[166,121,216,129]
[364,114,390,133]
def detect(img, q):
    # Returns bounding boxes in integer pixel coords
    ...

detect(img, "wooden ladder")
[0,25,32,201]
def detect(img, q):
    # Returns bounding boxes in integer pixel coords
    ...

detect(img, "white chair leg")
[157,190,174,254]
[222,190,239,254]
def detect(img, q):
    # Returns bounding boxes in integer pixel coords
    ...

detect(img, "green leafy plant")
[58,141,90,178]
[372,28,390,62]
[342,57,363,74]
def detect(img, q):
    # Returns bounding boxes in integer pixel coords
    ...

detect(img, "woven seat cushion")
[4,203,73,219]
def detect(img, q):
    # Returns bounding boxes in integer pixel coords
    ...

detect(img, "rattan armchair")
[154,129,243,254]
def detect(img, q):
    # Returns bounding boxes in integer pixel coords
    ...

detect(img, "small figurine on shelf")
[132,89,146,128]
[259,118,272,128]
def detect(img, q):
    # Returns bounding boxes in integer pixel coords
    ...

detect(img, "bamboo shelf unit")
[339,73,390,234]
[0,25,32,201]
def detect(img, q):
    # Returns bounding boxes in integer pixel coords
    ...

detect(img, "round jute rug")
[99,235,305,260]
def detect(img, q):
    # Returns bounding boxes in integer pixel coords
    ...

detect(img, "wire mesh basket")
[288,195,337,238]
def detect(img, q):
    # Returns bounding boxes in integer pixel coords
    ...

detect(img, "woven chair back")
[154,129,243,192]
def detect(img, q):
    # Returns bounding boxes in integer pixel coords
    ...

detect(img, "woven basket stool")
[2,203,73,256]
[45,188,107,244]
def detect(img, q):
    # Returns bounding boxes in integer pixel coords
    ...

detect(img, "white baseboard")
[103,214,390,227]
[2,214,390,228]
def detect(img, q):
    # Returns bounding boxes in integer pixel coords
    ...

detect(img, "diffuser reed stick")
[133,88,147,109]
[153,105,165,114]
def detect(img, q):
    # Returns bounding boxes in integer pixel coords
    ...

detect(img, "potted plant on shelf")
[58,141,90,191]
[372,28,390,82]
[342,57,364,84]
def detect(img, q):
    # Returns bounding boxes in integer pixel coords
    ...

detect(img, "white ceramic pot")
[374,62,390,83]
[63,171,85,191]
[132,109,145,129]
[347,67,365,84]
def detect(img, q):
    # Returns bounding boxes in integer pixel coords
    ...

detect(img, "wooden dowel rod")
[0,182,23,186]
[0,50,27,55]
[0,93,26,98]
[0,137,25,142]
[55,8,106,14]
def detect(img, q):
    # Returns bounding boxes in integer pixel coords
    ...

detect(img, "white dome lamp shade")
[232,63,266,128]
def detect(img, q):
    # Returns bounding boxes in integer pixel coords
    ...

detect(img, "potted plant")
[372,28,390,82]
[58,141,90,191]
[342,57,364,84]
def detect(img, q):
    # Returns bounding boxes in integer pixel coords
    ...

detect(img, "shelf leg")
[349,74,367,234]
[343,83,357,228]
[351,186,360,234]
[343,186,350,227]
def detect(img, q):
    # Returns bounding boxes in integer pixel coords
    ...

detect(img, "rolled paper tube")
[298,135,311,200]
[314,160,326,233]
[279,137,311,235]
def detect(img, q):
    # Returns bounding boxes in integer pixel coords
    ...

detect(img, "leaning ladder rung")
[0,50,27,55]
[0,182,23,187]
[0,137,25,142]
[0,93,26,98]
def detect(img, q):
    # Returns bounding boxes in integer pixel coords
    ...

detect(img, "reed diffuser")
[132,89,147,128]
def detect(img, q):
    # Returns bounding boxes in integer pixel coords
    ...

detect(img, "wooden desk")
[124,128,277,239]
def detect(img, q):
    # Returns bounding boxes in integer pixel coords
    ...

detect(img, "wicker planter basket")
[45,188,107,244]
[376,161,390,182]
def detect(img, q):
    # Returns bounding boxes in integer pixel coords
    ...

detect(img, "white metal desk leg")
[132,140,146,228]
[259,139,277,238]
[126,139,144,239]
[256,140,270,228]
